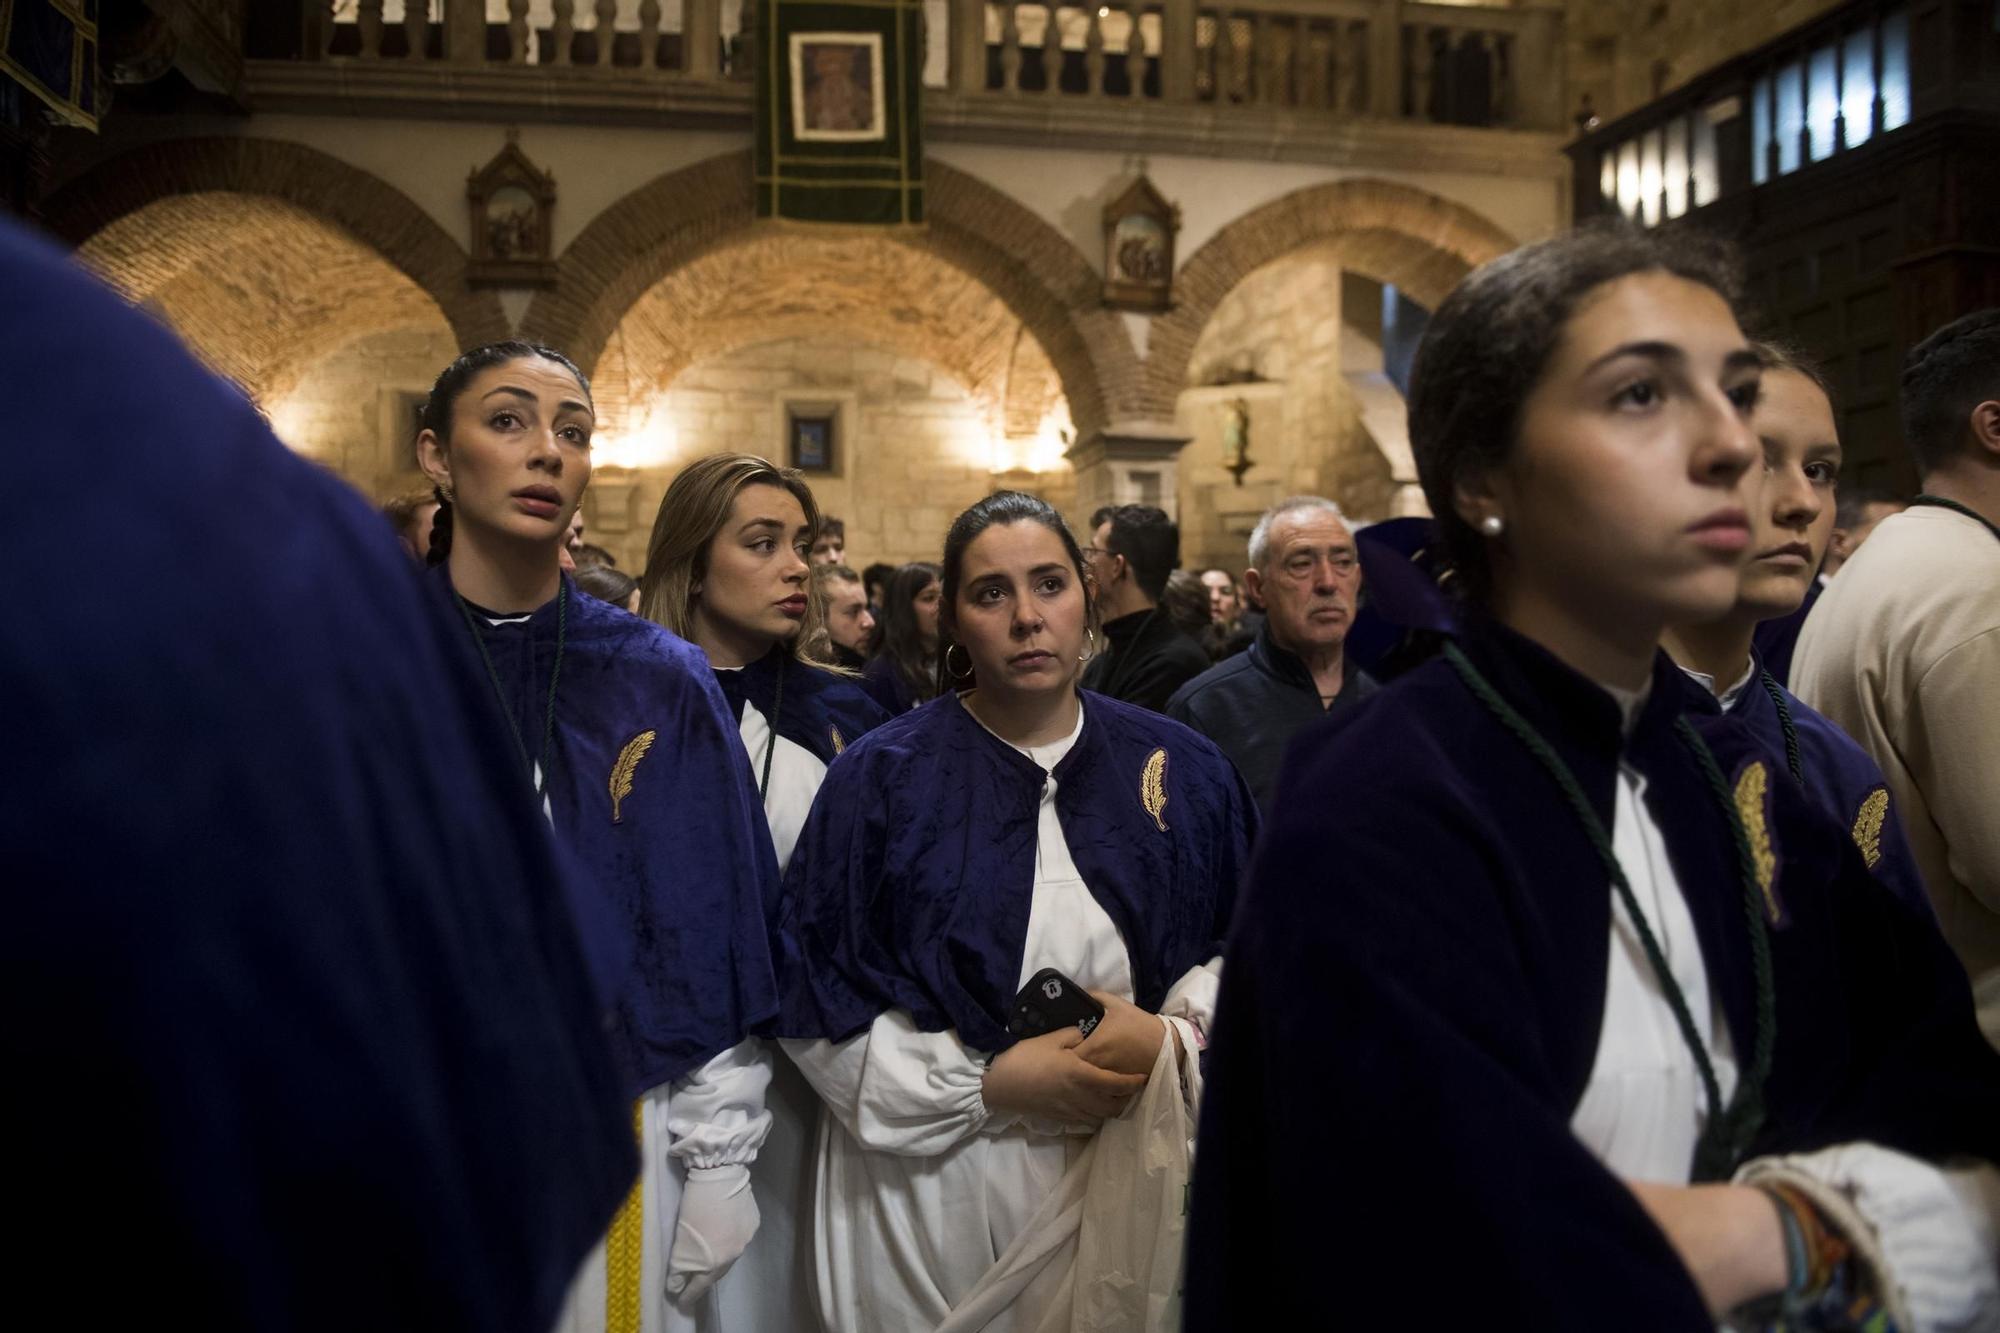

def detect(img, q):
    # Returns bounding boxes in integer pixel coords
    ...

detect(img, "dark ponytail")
[419,340,591,567]
[425,484,456,567]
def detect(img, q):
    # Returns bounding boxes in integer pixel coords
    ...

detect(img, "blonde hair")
[639,453,833,667]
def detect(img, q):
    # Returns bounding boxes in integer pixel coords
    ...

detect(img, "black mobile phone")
[1008,967,1105,1040]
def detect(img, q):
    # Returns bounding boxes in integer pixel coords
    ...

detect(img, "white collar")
[1678,658,1756,711]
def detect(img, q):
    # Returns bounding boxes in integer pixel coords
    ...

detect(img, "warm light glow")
[594,405,678,471]
[264,395,319,457]
[1029,408,1072,473]
[991,407,1072,475]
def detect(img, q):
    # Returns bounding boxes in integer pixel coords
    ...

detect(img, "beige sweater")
[1793,505,2000,983]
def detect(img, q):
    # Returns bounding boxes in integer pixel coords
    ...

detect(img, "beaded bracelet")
[1734,1183,1896,1332]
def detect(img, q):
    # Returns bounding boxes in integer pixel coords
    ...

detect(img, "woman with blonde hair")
[638,453,889,1333]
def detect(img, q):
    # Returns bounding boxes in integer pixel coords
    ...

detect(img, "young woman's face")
[951,521,1089,699]
[419,356,594,551]
[1474,271,1762,635]
[696,483,812,648]
[911,579,942,649]
[1739,367,1840,619]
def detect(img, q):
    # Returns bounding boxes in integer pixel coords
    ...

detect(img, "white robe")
[783,709,1221,1333]
[716,694,828,1333]
[554,1043,774,1333]
[554,697,813,1333]
[1568,750,1999,1326]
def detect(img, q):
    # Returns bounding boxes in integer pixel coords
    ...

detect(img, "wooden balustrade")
[306,0,1561,130]
[970,0,1559,127]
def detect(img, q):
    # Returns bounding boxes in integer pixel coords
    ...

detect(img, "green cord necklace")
[1756,668,1803,784]
[1442,642,1776,1181]
[1911,494,2000,544]
[455,580,567,801]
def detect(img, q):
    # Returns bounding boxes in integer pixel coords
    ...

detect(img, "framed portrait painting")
[789,32,886,143]
[787,405,838,473]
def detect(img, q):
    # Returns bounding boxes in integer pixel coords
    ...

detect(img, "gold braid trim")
[609,730,657,824]
[604,1100,645,1333]
[1141,747,1170,832]
[830,724,845,755]
[1733,761,1780,923]
[1852,788,1889,869]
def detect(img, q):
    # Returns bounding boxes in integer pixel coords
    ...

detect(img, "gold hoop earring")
[1079,626,1098,663]
[944,642,974,681]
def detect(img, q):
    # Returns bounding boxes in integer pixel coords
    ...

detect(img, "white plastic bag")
[939,1028,1195,1333]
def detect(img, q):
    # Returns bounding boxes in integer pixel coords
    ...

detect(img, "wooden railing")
[1570,0,1999,226]
[299,0,1564,131]
[312,1,752,78]
[960,0,1562,128]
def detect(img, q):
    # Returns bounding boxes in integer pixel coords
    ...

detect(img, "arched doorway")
[73,191,461,501]
[1151,179,1516,572]
[576,229,1076,573]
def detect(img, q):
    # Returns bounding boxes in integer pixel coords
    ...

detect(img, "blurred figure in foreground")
[0,220,633,1330]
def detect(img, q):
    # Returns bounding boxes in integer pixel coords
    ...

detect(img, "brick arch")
[1144,179,1516,412]
[587,230,1025,434]
[41,136,507,350]
[522,150,1136,440]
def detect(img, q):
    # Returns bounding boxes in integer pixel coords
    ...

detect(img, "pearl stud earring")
[1479,514,1504,537]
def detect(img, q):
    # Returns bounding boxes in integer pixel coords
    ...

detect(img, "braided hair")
[421,341,591,567]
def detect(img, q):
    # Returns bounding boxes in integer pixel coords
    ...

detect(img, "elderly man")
[1795,308,2000,1039]
[1168,496,1378,809]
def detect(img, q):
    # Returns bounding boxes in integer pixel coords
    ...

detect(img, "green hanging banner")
[754,0,925,227]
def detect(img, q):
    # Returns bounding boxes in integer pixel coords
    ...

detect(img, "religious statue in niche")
[1220,397,1254,486]
[1101,171,1179,313]
[467,130,557,288]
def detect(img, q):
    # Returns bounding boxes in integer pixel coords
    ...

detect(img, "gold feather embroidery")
[1852,787,1889,869]
[1141,747,1170,833]
[608,729,657,824]
[830,725,845,756]
[1733,760,1780,923]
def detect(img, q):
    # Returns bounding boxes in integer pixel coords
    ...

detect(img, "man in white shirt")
[1794,308,2000,1041]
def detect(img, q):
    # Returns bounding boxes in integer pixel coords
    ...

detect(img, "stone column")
[1366,0,1401,119]
[951,0,988,93]
[685,0,722,78]
[1064,419,1193,527]
[445,0,487,64]
[1160,0,1195,102]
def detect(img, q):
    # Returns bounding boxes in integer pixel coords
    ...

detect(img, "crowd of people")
[10,211,2000,1333]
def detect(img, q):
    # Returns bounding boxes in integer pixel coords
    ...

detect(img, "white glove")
[665,1163,761,1307]
[1737,1143,2000,1333]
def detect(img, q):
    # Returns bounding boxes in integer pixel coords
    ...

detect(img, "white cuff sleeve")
[1160,956,1222,1114]
[1737,1142,2000,1333]
[782,1010,994,1157]
[664,1039,776,1171]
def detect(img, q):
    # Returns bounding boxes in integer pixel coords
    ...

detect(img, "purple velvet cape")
[1187,619,2000,1330]
[432,574,783,1097]
[771,689,1259,1051]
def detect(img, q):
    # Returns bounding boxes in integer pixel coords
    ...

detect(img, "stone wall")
[1174,247,1400,577]
[267,324,462,501]
[579,335,1078,576]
